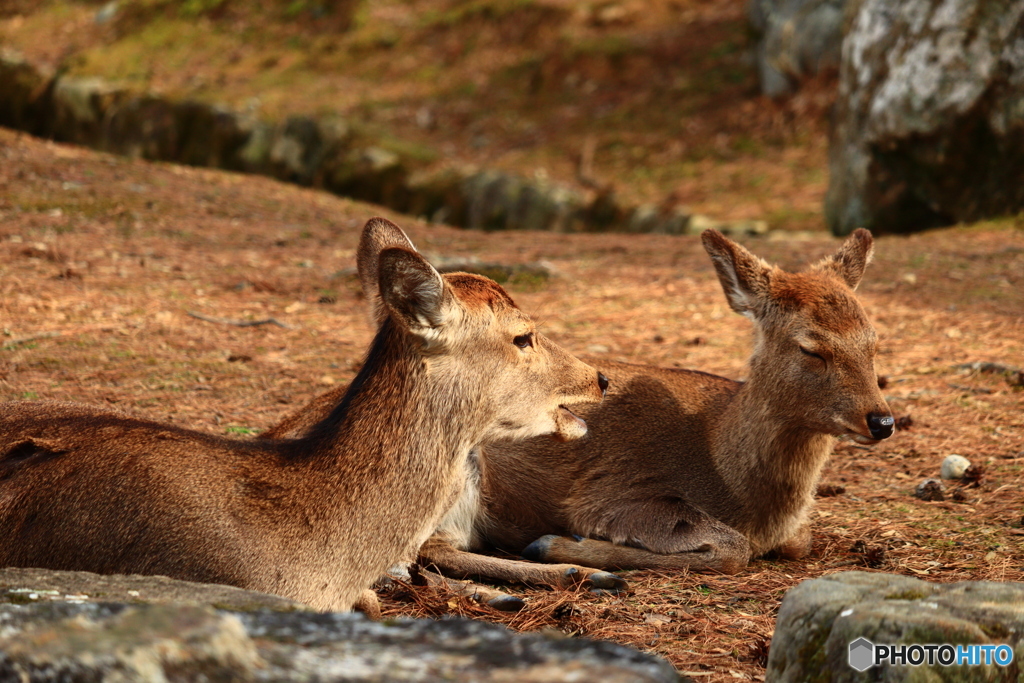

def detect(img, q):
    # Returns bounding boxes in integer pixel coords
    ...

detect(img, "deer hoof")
[521,534,558,562]
[487,594,526,612]
[586,571,627,593]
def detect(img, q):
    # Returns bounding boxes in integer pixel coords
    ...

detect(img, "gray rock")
[915,477,945,501]
[825,0,1024,235]
[0,567,309,612]
[50,76,129,147]
[941,454,972,480]
[268,115,335,184]
[748,0,849,97]
[0,568,680,683]
[323,145,409,208]
[0,50,54,135]
[405,165,473,222]
[461,170,589,232]
[766,571,1024,682]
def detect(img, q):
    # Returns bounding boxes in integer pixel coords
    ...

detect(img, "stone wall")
[0,49,765,237]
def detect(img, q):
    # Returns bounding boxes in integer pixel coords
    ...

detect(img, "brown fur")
[481,228,893,573]
[264,229,892,591]
[0,218,605,612]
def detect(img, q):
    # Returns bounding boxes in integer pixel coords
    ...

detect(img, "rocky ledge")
[0,567,680,682]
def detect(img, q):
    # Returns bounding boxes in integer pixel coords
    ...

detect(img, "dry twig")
[1,331,62,348]
[187,311,293,329]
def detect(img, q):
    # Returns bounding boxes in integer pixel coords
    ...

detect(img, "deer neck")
[714,367,835,551]
[300,320,486,483]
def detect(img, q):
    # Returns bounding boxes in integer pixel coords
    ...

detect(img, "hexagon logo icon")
[848,637,875,672]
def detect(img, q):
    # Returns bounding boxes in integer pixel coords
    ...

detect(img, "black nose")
[597,373,609,396]
[867,413,895,440]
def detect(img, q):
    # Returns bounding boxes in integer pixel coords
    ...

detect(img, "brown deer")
[262,218,627,609]
[483,227,894,573]
[0,217,607,613]
[266,228,893,594]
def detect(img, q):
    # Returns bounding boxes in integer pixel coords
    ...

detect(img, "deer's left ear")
[378,247,459,339]
[357,217,419,326]
[817,228,874,290]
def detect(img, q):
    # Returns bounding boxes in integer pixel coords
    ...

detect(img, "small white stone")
[941,454,971,479]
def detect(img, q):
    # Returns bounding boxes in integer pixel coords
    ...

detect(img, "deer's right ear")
[357,217,419,326]
[378,247,455,336]
[700,229,771,317]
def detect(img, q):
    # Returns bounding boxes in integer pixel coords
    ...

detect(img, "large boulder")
[748,0,849,97]
[0,567,680,682]
[825,0,1024,235]
[766,571,1024,682]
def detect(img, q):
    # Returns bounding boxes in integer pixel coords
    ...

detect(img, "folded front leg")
[527,496,751,573]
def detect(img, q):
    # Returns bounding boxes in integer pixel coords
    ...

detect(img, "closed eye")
[799,346,826,362]
[513,333,533,349]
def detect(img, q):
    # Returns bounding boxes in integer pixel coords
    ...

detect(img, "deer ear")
[378,247,455,336]
[817,228,874,290]
[357,217,419,326]
[700,229,771,317]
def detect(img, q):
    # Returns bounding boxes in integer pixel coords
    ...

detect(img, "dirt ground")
[1,128,1023,680]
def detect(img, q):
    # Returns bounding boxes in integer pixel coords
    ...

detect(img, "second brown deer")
[266,228,893,597]
[0,217,607,612]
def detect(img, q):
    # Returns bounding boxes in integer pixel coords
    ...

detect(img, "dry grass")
[1,129,1023,681]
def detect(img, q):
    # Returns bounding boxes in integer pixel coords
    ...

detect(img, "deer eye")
[799,346,825,363]
[513,334,533,349]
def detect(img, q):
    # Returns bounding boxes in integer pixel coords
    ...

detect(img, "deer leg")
[353,588,382,619]
[774,520,812,560]
[418,537,627,593]
[522,533,749,574]
[412,566,526,612]
[521,497,752,575]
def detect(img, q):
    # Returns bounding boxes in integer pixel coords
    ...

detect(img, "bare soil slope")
[1,128,1023,680]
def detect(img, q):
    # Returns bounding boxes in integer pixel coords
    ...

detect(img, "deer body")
[485,228,893,572]
[0,218,605,611]
[480,359,830,571]
[263,228,893,588]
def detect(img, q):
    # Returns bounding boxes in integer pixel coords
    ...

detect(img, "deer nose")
[867,413,895,440]
[597,373,609,396]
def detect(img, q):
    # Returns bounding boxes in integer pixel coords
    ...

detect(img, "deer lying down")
[267,228,894,595]
[261,219,626,610]
[0,217,606,613]
[483,228,895,573]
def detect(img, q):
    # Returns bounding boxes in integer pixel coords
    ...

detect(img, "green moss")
[978,622,1010,639]
[794,625,832,683]
[884,590,929,601]
[1,593,36,605]
[225,425,256,435]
